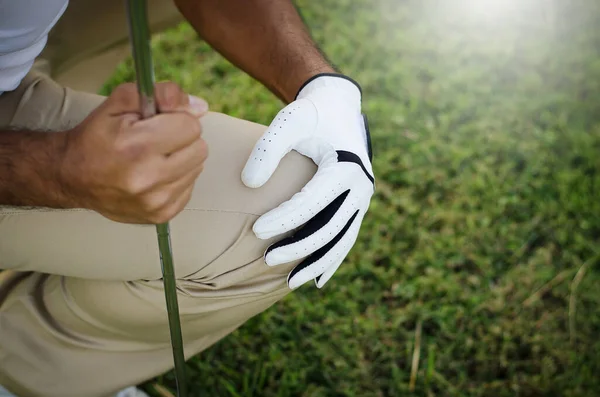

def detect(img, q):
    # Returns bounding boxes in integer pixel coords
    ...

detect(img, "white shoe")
[114,386,150,397]
[0,385,149,397]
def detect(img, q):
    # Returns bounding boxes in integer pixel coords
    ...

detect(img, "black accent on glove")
[265,190,351,257]
[362,114,374,162]
[290,209,360,283]
[294,73,363,100]
[336,151,375,184]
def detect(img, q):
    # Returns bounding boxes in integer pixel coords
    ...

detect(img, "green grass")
[102,0,600,395]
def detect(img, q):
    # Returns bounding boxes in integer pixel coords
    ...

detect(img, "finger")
[152,183,195,224]
[155,82,209,117]
[241,98,317,188]
[102,82,208,118]
[102,83,144,115]
[172,184,195,216]
[142,164,200,223]
[286,209,362,289]
[134,112,203,155]
[314,211,364,288]
[162,155,204,194]
[252,158,351,239]
[163,168,199,205]
[159,137,208,184]
[187,95,209,117]
[264,190,360,266]
[155,82,189,112]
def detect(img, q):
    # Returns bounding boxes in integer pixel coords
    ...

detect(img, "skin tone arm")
[1,0,332,212]
[0,83,209,223]
[0,129,70,208]
[173,0,337,103]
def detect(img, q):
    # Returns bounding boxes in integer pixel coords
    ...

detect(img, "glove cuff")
[295,73,362,101]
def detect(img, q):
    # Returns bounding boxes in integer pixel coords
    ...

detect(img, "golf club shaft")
[126,1,187,396]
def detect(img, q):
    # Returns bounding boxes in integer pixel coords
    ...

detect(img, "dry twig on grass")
[409,319,423,392]
[152,383,175,397]
[523,269,574,307]
[569,256,597,344]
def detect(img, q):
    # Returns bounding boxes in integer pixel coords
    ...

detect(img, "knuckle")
[181,113,202,136]
[113,136,131,156]
[182,187,193,205]
[115,134,146,159]
[112,83,138,105]
[123,170,153,195]
[148,212,168,225]
[197,138,209,160]
[157,82,184,109]
[160,81,182,93]
[117,116,134,132]
[168,113,201,141]
[143,191,171,213]
[153,203,182,224]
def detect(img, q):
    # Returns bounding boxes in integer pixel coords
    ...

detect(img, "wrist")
[42,130,82,209]
[0,129,78,208]
[278,64,337,103]
[295,73,362,100]
[54,128,89,210]
[296,73,362,115]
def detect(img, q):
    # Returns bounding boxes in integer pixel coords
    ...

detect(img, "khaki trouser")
[0,1,316,396]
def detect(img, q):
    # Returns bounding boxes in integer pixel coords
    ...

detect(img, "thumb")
[242,98,318,188]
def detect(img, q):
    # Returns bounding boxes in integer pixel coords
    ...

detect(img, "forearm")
[174,0,335,102]
[0,129,72,207]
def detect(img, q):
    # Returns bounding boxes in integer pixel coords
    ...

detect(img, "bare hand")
[60,82,209,224]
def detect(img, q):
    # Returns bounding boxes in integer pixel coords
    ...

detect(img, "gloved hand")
[242,73,375,289]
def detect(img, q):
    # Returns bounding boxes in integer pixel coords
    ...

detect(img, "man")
[0,0,374,395]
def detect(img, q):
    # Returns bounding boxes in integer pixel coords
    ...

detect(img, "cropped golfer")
[0,1,374,396]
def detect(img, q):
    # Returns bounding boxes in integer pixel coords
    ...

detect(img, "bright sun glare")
[459,0,524,22]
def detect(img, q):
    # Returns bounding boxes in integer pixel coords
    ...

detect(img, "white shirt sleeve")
[0,0,69,95]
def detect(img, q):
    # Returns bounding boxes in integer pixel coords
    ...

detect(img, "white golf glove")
[242,74,375,289]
